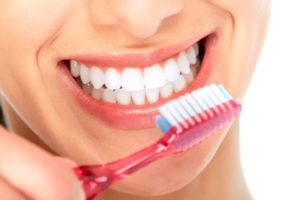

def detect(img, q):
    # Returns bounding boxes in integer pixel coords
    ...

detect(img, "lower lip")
[58,34,218,130]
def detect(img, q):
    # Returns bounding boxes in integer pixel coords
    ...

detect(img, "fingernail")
[70,181,85,200]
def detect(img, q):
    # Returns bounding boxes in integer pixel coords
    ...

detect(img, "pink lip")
[68,33,210,68]
[59,33,218,130]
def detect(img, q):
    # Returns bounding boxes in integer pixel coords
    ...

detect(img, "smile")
[59,33,217,130]
[70,43,200,105]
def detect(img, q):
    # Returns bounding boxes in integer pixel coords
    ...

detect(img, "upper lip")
[67,33,208,68]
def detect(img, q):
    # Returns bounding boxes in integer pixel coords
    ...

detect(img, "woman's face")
[0,0,270,196]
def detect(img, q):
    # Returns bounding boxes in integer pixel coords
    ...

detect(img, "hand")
[0,125,85,200]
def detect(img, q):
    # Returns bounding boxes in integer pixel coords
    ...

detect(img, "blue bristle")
[156,115,172,134]
[218,85,232,100]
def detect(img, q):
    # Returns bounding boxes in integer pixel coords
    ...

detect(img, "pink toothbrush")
[74,83,242,200]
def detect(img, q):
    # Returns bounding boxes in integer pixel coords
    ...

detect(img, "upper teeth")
[70,43,200,105]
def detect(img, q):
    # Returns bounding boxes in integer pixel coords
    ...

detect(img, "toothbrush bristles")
[157,84,241,152]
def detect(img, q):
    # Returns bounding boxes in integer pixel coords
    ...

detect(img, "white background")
[240,1,300,199]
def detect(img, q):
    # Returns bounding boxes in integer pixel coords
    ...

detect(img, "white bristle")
[172,100,195,126]
[218,85,233,100]
[210,84,227,103]
[186,92,209,120]
[172,101,190,121]
[201,87,216,108]
[185,93,203,114]
[209,84,231,112]
[191,90,206,110]
[165,103,185,125]
[159,106,177,126]
[196,89,215,118]
[205,86,223,115]
[205,86,221,106]
[178,96,197,119]
[191,89,210,110]
[158,84,233,130]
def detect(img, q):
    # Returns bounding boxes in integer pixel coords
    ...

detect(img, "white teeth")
[105,68,122,90]
[173,75,186,92]
[115,90,131,105]
[131,90,145,105]
[90,67,105,89]
[159,82,173,98]
[186,46,197,65]
[91,88,102,100]
[80,65,91,84]
[144,64,166,89]
[145,88,160,104]
[102,89,116,103]
[71,43,201,105]
[164,59,180,82]
[71,60,80,77]
[122,68,144,91]
[177,52,191,75]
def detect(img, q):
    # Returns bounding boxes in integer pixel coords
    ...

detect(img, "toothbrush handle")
[74,165,114,200]
[74,138,174,200]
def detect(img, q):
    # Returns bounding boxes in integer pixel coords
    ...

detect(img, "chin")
[108,126,229,196]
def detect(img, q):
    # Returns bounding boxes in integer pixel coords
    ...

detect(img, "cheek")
[210,0,270,17]
[209,0,271,99]
[0,1,73,55]
[0,0,74,89]
[0,1,75,136]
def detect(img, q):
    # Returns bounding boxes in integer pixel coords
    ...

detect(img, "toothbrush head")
[156,84,242,153]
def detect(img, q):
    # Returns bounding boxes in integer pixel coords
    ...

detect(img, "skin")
[0,0,271,200]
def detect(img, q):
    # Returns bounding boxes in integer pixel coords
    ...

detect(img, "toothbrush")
[74,83,242,200]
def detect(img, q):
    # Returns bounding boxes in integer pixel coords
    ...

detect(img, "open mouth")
[60,34,216,130]
[69,41,204,105]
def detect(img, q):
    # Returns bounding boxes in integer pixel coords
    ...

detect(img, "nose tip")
[118,14,167,39]
[90,0,184,38]
[118,2,183,38]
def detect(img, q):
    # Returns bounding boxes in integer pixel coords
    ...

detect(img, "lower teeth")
[76,64,199,106]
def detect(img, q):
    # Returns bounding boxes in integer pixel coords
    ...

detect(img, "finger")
[0,176,28,200]
[0,126,85,200]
